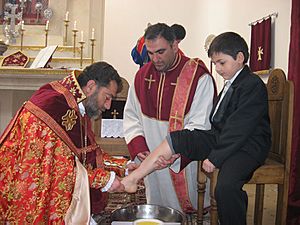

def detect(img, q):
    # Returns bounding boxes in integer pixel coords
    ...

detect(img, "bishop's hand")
[108,176,125,193]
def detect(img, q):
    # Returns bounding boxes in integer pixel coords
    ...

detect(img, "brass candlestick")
[63,19,70,46]
[90,38,96,64]
[45,29,49,47]
[79,41,85,69]
[20,28,25,51]
[72,29,78,57]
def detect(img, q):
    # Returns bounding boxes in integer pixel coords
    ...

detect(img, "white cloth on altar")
[101,119,124,138]
[123,74,214,212]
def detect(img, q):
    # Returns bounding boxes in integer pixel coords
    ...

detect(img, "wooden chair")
[93,77,130,157]
[197,68,294,225]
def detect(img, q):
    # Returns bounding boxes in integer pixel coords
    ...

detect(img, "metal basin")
[111,204,185,223]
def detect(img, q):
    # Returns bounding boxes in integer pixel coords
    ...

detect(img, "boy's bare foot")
[121,176,138,193]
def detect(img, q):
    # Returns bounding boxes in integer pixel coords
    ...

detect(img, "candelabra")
[79,41,85,69]
[44,29,49,47]
[63,19,70,46]
[20,27,25,51]
[90,38,96,64]
[72,29,78,57]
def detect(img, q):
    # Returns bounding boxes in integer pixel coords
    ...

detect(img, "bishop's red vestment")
[0,71,127,223]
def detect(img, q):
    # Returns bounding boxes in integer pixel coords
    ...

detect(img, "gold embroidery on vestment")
[157,73,165,120]
[170,111,182,130]
[62,109,78,131]
[145,74,156,89]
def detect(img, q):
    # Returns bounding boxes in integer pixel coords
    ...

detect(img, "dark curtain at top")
[287,0,300,224]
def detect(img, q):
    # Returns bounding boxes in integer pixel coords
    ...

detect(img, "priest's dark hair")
[208,32,249,64]
[144,23,175,44]
[77,61,122,92]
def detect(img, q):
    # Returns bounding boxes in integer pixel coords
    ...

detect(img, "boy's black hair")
[171,24,186,41]
[144,23,175,44]
[208,32,249,63]
[77,61,122,93]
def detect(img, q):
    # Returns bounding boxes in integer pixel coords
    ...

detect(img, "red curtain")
[250,17,271,72]
[287,0,300,224]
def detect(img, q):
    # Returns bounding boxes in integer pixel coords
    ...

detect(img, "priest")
[123,23,215,214]
[0,61,133,224]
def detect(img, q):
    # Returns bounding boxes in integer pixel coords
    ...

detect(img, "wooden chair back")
[197,68,294,225]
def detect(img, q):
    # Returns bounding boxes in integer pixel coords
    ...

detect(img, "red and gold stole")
[168,58,201,213]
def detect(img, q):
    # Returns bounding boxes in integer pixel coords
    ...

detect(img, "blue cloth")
[131,37,149,68]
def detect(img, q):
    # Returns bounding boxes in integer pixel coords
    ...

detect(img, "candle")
[91,28,95,39]
[73,21,77,30]
[21,20,24,30]
[45,20,49,30]
[65,11,69,21]
[80,31,84,42]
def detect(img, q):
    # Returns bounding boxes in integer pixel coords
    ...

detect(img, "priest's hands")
[137,151,180,170]
[137,151,150,161]
[154,154,180,170]
[202,159,216,173]
[108,176,125,193]
[126,162,139,174]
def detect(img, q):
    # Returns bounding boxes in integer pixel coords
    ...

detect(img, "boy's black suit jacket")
[208,65,271,167]
[171,65,272,168]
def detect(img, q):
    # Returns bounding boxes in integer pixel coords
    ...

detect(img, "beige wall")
[0,0,292,133]
[0,0,291,88]
[65,0,105,57]
[102,0,291,89]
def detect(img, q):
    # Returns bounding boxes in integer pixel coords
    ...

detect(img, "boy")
[122,32,271,225]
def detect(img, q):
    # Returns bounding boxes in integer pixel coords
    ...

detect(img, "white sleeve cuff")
[169,157,181,173]
[101,171,116,192]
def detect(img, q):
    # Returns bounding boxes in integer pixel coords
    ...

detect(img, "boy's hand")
[202,159,216,173]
